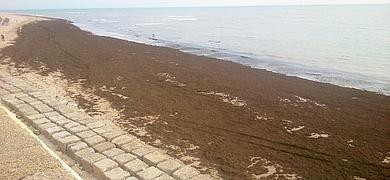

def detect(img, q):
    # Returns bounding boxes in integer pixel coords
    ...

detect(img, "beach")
[1,15,389,179]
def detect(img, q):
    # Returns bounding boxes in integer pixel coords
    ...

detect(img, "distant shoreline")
[8,7,389,96]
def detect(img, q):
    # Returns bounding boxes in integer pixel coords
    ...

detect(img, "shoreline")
[10,11,390,96]
[1,14,390,179]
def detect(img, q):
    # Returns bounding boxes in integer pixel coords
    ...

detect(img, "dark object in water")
[1,34,4,41]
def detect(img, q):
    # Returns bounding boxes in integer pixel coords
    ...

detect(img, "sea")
[11,5,390,95]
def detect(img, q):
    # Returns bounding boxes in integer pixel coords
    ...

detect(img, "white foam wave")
[134,23,166,26]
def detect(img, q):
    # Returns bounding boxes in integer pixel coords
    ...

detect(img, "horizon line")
[1,3,389,11]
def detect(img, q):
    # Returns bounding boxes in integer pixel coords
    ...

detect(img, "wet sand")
[1,19,390,179]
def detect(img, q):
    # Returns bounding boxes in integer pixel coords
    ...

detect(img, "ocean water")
[13,5,390,95]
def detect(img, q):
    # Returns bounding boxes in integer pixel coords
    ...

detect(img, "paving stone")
[136,167,163,180]
[56,119,71,126]
[101,131,125,141]
[121,140,144,153]
[48,115,66,123]
[54,105,76,115]
[28,101,43,106]
[32,118,50,126]
[18,106,39,116]
[43,126,64,136]
[123,159,149,174]
[143,151,171,166]
[93,159,119,179]
[131,147,154,159]
[37,122,57,131]
[77,118,96,125]
[154,174,175,180]
[67,112,88,122]
[92,126,112,134]
[112,135,135,147]
[80,152,106,172]
[112,153,137,165]
[74,148,95,163]
[77,130,97,139]
[103,148,125,158]
[43,111,61,118]
[125,177,139,180]
[172,166,200,180]
[85,135,106,146]
[33,103,53,113]
[19,96,37,103]
[190,174,213,180]
[68,142,89,154]
[69,125,89,134]
[86,121,105,129]
[64,121,80,130]
[52,131,71,140]
[104,167,131,180]
[156,159,185,175]
[57,135,81,151]
[25,114,45,122]
[93,142,116,153]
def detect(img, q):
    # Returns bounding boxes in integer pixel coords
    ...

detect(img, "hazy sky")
[1,0,389,10]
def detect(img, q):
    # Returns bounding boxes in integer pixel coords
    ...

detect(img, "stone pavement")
[0,105,76,179]
[0,75,213,180]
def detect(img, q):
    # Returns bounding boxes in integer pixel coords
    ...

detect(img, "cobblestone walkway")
[0,75,212,180]
[0,104,76,179]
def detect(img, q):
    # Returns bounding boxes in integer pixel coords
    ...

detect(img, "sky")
[0,0,389,10]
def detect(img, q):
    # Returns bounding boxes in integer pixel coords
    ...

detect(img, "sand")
[0,16,389,179]
[0,13,45,49]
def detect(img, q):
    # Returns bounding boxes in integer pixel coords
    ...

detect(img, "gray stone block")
[33,103,53,113]
[43,126,64,136]
[64,121,80,130]
[69,125,89,134]
[190,174,214,180]
[131,147,154,159]
[52,131,71,140]
[125,177,139,180]
[93,159,119,179]
[172,166,200,180]
[77,130,97,139]
[112,135,135,147]
[74,148,95,163]
[37,122,57,131]
[32,118,50,126]
[112,153,137,165]
[25,114,45,123]
[48,115,66,123]
[92,126,112,135]
[56,119,71,126]
[157,159,184,175]
[121,140,144,153]
[103,148,125,158]
[104,167,131,180]
[80,152,106,172]
[123,159,149,174]
[143,151,171,166]
[84,135,105,146]
[68,142,89,154]
[101,131,125,141]
[86,121,105,129]
[43,111,61,118]
[136,167,163,180]
[57,135,81,151]
[93,142,116,153]
[154,174,175,180]
[76,117,95,125]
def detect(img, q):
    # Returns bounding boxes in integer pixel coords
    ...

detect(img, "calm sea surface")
[13,5,390,95]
